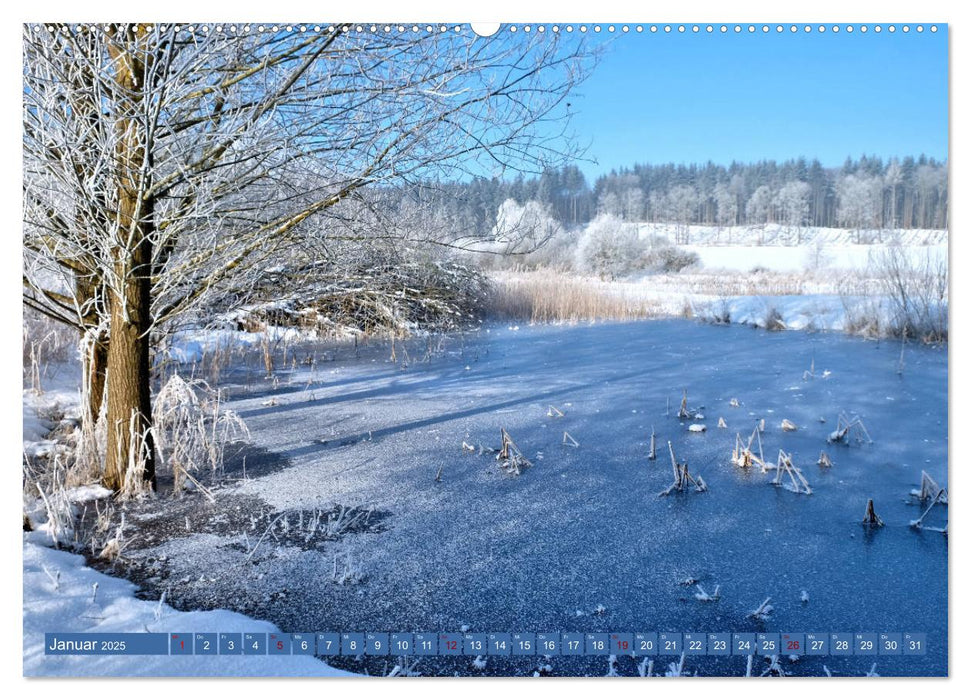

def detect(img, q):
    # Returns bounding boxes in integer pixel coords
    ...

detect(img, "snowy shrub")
[575,214,649,279]
[488,199,566,264]
[644,245,700,273]
[870,244,948,342]
[152,375,249,493]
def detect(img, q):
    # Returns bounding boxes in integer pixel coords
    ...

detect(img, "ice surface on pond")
[138,320,948,676]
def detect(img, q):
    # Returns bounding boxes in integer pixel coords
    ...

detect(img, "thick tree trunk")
[103,269,156,491]
[103,28,156,493]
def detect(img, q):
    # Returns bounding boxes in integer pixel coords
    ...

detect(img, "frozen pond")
[125,320,948,676]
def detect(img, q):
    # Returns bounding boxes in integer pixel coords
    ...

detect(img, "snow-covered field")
[26,320,945,677]
[637,223,947,274]
[637,223,947,250]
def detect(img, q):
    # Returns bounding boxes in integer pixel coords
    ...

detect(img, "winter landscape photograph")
[21,20,948,679]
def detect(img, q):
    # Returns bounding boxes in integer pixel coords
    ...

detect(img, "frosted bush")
[575,214,648,279]
[152,374,249,493]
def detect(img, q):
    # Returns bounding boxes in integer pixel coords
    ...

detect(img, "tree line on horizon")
[428,155,948,238]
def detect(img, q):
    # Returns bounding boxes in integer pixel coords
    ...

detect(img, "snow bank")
[689,294,865,332]
[23,386,82,458]
[23,540,354,677]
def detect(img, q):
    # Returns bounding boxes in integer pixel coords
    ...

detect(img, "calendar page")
[21,9,949,684]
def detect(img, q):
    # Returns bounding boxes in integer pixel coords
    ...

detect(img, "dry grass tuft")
[487,271,665,323]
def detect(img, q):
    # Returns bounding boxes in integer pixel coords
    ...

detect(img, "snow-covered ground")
[35,320,943,677]
[635,223,947,274]
[637,223,947,249]
[23,538,352,676]
[22,374,352,677]
[683,243,946,274]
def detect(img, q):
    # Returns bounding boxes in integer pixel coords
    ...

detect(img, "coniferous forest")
[428,155,948,237]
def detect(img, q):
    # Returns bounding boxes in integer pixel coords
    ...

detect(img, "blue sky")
[567,25,949,177]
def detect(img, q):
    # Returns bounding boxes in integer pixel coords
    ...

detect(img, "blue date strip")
[42,631,928,656]
[45,633,169,655]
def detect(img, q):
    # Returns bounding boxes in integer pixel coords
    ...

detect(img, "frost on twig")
[386,657,422,677]
[331,552,364,586]
[817,451,833,468]
[909,488,948,533]
[605,654,619,677]
[732,424,764,468]
[562,431,580,448]
[664,652,688,677]
[768,450,812,495]
[717,417,727,429]
[659,442,707,496]
[912,471,947,504]
[780,419,797,432]
[546,405,564,418]
[637,657,654,677]
[827,412,873,445]
[747,597,774,621]
[676,389,703,420]
[694,584,721,602]
[862,498,884,527]
[648,426,657,460]
[760,655,788,677]
[497,428,532,476]
[803,353,816,381]
[42,565,61,592]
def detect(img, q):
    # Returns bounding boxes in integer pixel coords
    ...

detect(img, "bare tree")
[774,180,811,242]
[713,182,737,236]
[23,23,592,492]
[664,185,698,244]
[836,173,882,241]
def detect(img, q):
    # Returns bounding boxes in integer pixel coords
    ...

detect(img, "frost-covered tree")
[664,185,698,243]
[621,186,646,222]
[597,190,623,218]
[884,159,903,228]
[746,185,774,227]
[837,173,882,235]
[574,214,646,279]
[23,24,591,492]
[775,181,812,240]
[713,183,738,230]
[915,164,947,230]
[488,199,564,265]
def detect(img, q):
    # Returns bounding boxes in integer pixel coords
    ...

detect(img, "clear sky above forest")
[565,24,948,176]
